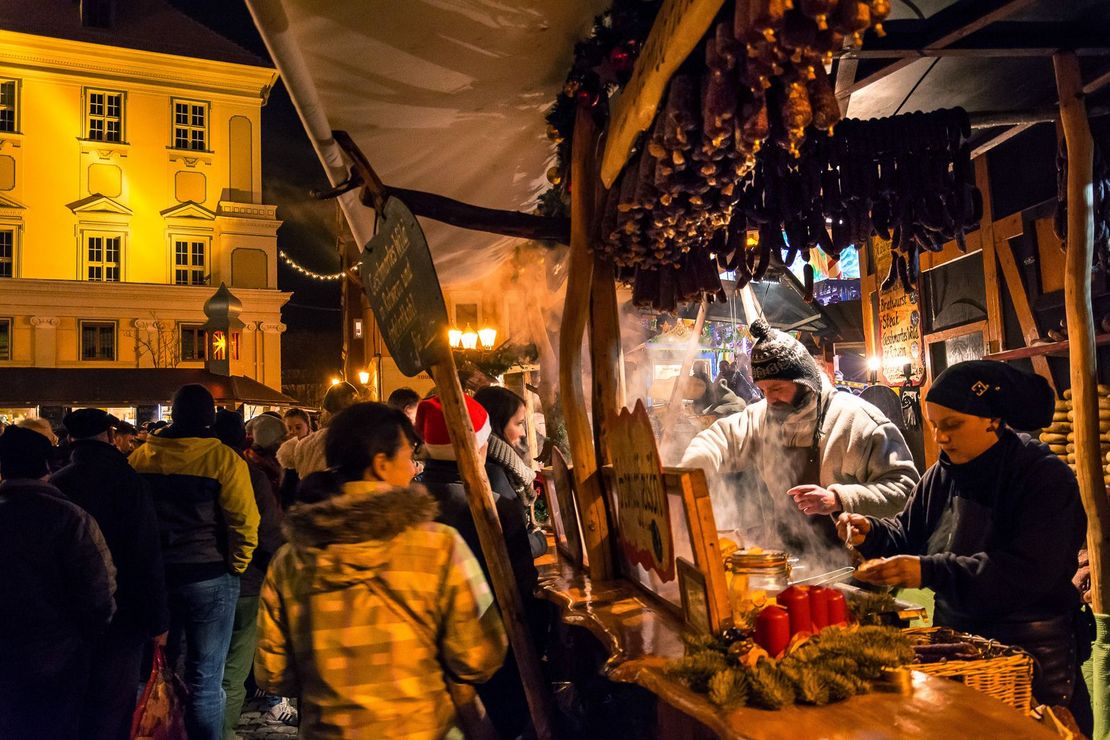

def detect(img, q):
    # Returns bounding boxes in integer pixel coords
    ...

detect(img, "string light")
[279,250,345,281]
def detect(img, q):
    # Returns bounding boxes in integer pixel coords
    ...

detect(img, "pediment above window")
[67,193,132,215]
[161,201,216,221]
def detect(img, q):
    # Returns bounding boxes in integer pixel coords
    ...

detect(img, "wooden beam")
[429,355,556,740]
[326,131,571,244]
[834,56,859,117]
[838,0,1039,101]
[600,0,725,187]
[994,236,1055,389]
[1055,51,1110,623]
[590,257,626,466]
[559,102,614,579]
[975,157,1005,355]
[845,22,1110,59]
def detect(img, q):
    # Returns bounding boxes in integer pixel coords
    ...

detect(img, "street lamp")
[330,376,341,386]
[448,327,463,348]
[358,370,371,385]
[478,327,497,351]
[460,324,479,351]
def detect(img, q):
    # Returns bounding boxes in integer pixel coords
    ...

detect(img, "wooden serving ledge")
[984,332,1110,361]
[535,552,1056,739]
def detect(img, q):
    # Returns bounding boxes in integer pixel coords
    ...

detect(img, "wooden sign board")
[544,447,585,567]
[600,0,726,187]
[359,197,449,376]
[872,237,925,385]
[607,401,675,582]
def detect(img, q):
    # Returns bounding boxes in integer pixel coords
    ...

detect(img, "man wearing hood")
[681,318,919,548]
[128,384,258,740]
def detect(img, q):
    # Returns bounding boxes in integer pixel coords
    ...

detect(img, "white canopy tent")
[245,0,607,286]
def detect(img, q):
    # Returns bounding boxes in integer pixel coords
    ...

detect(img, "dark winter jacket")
[240,460,284,597]
[861,430,1086,627]
[416,459,538,601]
[51,439,169,640]
[0,478,117,660]
[128,426,258,585]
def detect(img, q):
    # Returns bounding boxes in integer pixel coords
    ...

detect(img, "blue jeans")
[167,574,240,740]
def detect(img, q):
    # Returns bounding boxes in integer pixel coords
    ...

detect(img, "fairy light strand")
[279,250,345,281]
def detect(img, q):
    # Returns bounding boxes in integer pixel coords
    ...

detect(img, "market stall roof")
[0,368,296,407]
[249,0,1110,286]
[247,0,608,286]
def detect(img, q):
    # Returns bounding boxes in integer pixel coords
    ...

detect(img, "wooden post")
[994,237,1055,391]
[428,353,556,740]
[1055,51,1109,615]
[975,157,1005,356]
[590,256,625,466]
[559,102,614,580]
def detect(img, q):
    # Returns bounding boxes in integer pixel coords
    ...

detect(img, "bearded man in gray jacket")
[681,319,919,548]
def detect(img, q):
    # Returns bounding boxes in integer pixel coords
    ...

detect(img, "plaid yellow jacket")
[255,481,507,739]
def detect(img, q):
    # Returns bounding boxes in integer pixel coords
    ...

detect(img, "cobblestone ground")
[233,696,299,739]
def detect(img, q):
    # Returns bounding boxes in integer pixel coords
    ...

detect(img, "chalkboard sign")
[359,197,449,376]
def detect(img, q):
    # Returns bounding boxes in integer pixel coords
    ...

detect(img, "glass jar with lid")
[727,549,791,626]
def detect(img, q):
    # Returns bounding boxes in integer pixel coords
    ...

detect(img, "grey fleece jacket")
[680,385,919,520]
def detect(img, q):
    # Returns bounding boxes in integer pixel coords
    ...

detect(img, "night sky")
[168,1,342,375]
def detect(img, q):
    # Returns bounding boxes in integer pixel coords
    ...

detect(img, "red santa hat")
[415,395,491,460]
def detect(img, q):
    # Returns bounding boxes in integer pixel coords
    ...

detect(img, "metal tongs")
[787,566,857,588]
[844,520,866,567]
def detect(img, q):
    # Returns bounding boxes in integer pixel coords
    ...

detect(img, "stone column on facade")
[29,316,60,367]
[240,321,259,382]
[259,321,286,391]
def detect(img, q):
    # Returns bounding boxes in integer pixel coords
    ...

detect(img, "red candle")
[777,585,812,636]
[809,586,830,630]
[827,589,848,626]
[755,605,791,657]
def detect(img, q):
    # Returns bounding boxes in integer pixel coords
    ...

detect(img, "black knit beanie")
[748,318,823,394]
[926,360,1054,431]
[0,426,52,479]
[213,408,247,451]
[171,384,216,431]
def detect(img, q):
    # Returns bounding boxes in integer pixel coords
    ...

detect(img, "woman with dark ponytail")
[254,402,507,737]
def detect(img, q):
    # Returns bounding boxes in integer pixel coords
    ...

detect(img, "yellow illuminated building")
[0,2,290,420]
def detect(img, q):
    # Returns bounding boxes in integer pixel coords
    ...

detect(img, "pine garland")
[666,624,914,711]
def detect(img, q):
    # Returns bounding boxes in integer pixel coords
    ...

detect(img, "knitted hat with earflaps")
[748,318,824,394]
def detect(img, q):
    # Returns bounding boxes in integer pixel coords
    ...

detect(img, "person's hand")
[153,631,168,647]
[854,555,922,588]
[836,512,870,545]
[786,484,840,515]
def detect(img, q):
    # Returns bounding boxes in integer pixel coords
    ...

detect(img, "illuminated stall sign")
[873,237,924,385]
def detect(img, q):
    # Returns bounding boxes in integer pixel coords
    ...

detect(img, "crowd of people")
[0,379,547,739]
[0,320,1098,737]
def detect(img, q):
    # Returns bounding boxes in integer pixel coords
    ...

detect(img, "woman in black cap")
[838,360,1089,725]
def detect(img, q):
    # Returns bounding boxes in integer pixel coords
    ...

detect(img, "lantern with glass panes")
[202,283,244,376]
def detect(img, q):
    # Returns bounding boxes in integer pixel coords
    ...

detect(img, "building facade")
[0,3,289,423]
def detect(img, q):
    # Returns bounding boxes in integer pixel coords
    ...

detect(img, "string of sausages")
[593,0,994,309]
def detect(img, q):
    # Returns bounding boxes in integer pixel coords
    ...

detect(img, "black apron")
[776,392,842,553]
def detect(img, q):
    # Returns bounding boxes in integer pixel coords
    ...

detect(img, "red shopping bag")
[130,644,188,740]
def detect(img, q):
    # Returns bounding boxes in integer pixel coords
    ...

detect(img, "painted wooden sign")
[600,0,726,187]
[873,236,925,385]
[359,197,449,376]
[607,401,675,581]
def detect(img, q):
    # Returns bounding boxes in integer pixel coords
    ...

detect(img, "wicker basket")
[904,626,1034,712]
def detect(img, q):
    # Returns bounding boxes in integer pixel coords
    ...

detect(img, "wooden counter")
[536,554,1057,739]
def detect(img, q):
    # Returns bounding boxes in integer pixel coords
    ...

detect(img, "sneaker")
[265,697,299,726]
